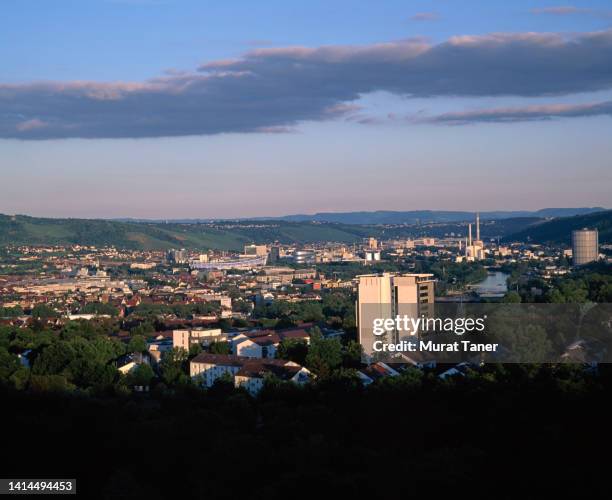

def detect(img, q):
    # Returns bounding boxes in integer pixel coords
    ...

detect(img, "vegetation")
[0,214,387,250]
[507,209,612,244]
[1,362,611,498]
[0,212,550,251]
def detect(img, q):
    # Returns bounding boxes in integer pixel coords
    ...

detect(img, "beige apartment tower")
[357,273,435,358]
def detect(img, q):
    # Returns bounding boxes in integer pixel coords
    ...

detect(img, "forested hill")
[506,210,612,244]
[267,207,605,224]
[0,212,567,250]
[0,214,382,250]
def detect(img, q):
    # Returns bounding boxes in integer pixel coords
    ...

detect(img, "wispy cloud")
[409,12,439,22]
[530,5,612,17]
[422,101,612,124]
[531,6,586,15]
[2,30,612,139]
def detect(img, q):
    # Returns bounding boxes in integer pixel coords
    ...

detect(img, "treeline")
[504,262,612,303]
[0,319,363,394]
[251,290,356,333]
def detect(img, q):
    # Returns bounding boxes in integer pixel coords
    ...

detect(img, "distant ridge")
[506,210,612,244]
[258,208,606,225]
[114,208,606,225]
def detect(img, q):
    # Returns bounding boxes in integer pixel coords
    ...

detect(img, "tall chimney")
[468,224,472,246]
[476,213,480,242]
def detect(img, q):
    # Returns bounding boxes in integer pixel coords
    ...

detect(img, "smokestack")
[468,224,472,246]
[476,213,480,242]
[465,237,468,257]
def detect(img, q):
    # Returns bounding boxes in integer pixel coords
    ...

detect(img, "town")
[1,213,610,395]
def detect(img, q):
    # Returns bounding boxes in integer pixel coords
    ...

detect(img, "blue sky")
[1,0,611,218]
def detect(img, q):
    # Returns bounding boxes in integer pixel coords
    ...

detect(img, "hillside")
[0,214,545,251]
[0,215,382,250]
[506,210,612,244]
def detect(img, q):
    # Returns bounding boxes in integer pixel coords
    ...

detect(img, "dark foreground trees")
[2,364,612,500]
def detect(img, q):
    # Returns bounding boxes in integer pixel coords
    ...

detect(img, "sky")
[1,0,611,219]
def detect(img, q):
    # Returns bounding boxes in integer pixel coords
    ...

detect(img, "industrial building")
[572,229,599,265]
[463,213,485,262]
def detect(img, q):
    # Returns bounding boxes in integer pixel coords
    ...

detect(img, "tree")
[81,302,119,316]
[209,341,231,355]
[31,304,58,318]
[503,291,522,303]
[160,348,190,386]
[305,328,342,377]
[276,338,308,364]
[189,343,203,357]
[127,363,155,387]
[342,340,363,368]
[0,347,20,382]
[128,335,147,354]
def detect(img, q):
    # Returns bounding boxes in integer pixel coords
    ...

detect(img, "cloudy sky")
[1,0,611,218]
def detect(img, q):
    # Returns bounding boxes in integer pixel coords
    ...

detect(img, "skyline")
[1,0,612,217]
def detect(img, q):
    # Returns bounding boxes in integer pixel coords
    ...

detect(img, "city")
[1,212,610,394]
[2,0,612,498]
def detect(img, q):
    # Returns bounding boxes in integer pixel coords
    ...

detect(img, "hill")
[0,215,382,250]
[267,208,605,225]
[506,210,612,244]
[0,214,545,250]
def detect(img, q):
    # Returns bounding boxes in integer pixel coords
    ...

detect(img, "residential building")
[357,272,435,359]
[190,353,312,394]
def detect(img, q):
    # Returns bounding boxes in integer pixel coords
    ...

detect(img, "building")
[268,245,281,264]
[189,254,267,270]
[231,328,310,359]
[572,229,599,266]
[463,213,485,262]
[190,353,312,394]
[167,249,187,264]
[357,273,435,359]
[364,251,381,262]
[293,250,316,265]
[244,244,268,257]
[173,328,225,351]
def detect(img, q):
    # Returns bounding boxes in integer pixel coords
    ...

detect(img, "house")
[116,352,149,374]
[190,353,313,395]
[231,328,310,359]
[235,359,312,395]
[357,362,401,385]
[173,328,226,351]
[438,362,473,379]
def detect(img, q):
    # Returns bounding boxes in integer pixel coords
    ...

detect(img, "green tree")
[503,291,522,303]
[305,328,342,377]
[0,347,20,382]
[31,304,58,318]
[276,338,308,364]
[209,341,231,355]
[127,363,155,387]
[128,335,147,354]
[160,348,190,386]
[342,340,363,368]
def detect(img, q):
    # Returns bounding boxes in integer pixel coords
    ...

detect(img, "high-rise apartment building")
[357,273,435,358]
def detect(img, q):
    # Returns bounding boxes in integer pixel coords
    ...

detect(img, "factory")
[460,213,485,262]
